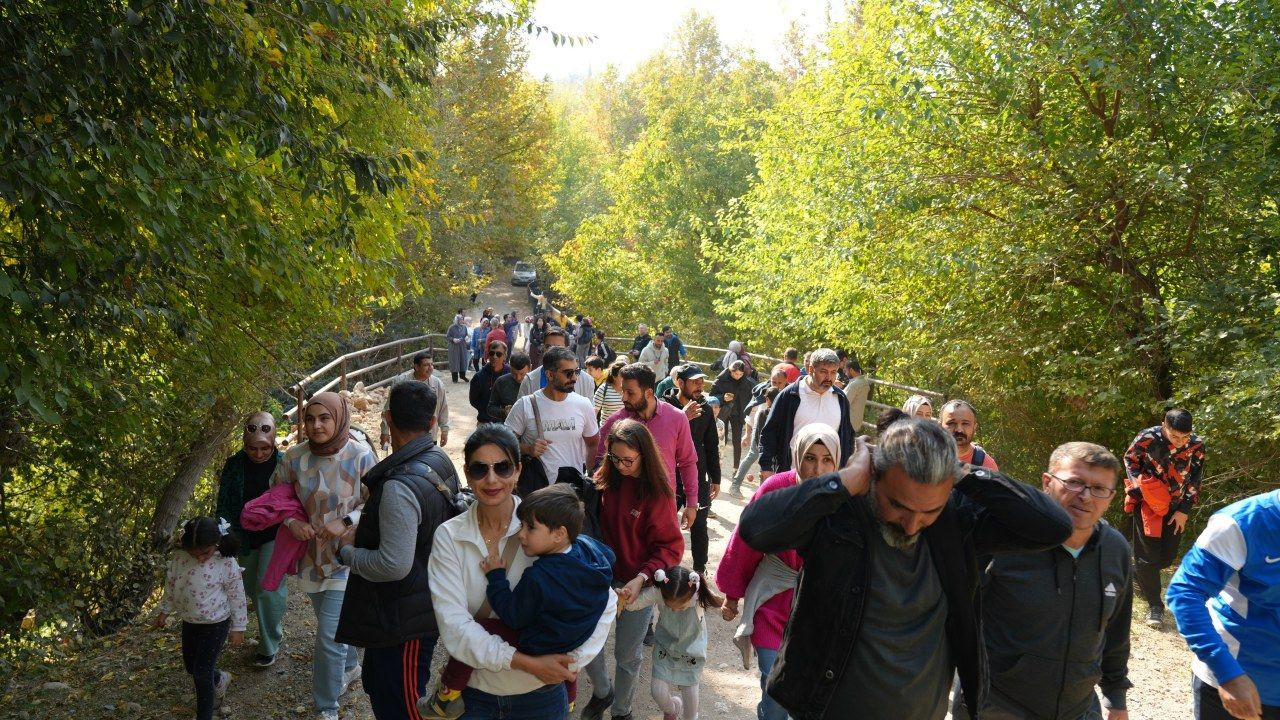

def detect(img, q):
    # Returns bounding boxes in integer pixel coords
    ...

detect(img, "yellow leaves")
[21,609,36,630]
[263,47,284,67]
[313,96,338,122]
[33,113,54,125]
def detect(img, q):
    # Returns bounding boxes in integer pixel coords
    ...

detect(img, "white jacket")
[428,498,617,696]
[638,342,669,379]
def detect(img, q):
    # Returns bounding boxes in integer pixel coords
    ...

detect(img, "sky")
[525,0,844,81]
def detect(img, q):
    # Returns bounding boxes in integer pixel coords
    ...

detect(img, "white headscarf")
[722,340,743,369]
[903,395,933,418]
[791,422,841,478]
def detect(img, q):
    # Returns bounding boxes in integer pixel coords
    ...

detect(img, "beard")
[951,431,972,446]
[869,480,921,550]
[623,397,648,413]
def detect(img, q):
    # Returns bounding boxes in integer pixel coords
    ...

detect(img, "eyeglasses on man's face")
[1048,473,1116,499]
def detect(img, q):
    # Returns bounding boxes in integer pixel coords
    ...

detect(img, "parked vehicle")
[511,261,537,285]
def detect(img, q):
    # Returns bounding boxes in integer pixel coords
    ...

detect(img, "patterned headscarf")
[303,392,351,457]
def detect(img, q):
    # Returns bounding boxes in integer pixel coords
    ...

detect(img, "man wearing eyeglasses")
[952,441,1133,720]
[1123,407,1206,629]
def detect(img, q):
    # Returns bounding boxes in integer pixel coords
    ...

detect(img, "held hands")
[619,575,646,605]
[838,437,872,497]
[318,518,348,542]
[1169,510,1189,534]
[1219,674,1263,720]
[228,631,243,648]
[721,598,740,622]
[480,548,507,574]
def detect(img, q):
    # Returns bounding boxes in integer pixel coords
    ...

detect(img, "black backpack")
[709,356,724,373]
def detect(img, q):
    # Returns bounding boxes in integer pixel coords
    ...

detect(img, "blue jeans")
[308,589,360,713]
[459,683,568,720]
[755,647,789,720]
[584,604,654,717]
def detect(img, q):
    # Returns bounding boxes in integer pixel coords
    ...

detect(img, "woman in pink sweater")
[716,422,840,720]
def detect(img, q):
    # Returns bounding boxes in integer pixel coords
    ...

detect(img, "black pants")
[182,618,230,720]
[451,371,468,382]
[1194,674,1280,719]
[676,476,712,573]
[726,415,744,470]
[1130,505,1182,611]
[362,636,437,720]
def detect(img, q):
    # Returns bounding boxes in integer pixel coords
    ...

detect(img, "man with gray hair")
[758,348,853,476]
[739,419,1073,720]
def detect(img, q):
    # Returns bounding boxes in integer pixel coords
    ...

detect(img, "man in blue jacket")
[1167,489,1280,720]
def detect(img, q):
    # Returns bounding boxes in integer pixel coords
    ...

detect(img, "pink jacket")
[715,471,804,652]
[240,483,309,591]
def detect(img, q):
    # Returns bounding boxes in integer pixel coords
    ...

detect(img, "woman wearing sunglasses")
[580,419,686,720]
[429,424,617,720]
[214,411,287,669]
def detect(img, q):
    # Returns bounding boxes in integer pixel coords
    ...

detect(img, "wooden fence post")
[340,358,348,392]
[295,385,307,440]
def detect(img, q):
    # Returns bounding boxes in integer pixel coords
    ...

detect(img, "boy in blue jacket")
[1167,489,1280,720]
[422,483,615,719]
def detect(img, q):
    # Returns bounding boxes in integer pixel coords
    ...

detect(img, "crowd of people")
[151,308,1279,720]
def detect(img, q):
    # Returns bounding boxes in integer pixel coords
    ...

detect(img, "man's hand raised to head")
[838,437,872,497]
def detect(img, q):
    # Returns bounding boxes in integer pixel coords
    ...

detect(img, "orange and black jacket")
[1123,426,1206,537]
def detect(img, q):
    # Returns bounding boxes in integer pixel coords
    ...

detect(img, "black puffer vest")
[335,435,459,648]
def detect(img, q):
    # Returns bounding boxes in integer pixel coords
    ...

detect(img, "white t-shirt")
[792,380,842,442]
[506,390,600,480]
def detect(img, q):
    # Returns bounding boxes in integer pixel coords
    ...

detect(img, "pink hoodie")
[240,483,308,591]
[715,470,804,652]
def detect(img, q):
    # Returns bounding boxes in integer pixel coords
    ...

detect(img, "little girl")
[154,517,248,720]
[634,565,724,720]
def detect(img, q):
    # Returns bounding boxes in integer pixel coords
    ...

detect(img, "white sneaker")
[214,670,232,699]
[340,666,360,696]
[316,711,339,720]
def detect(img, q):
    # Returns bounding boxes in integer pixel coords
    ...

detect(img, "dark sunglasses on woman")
[464,460,517,481]
[246,423,273,434]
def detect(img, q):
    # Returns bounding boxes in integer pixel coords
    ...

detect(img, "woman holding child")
[580,419,687,720]
[428,424,617,720]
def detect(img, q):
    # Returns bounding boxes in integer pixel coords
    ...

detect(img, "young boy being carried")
[421,483,615,719]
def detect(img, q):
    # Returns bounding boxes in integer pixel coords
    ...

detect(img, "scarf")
[792,422,842,469]
[304,392,351,457]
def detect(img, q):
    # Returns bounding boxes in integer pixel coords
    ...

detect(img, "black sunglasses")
[489,350,506,357]
[246,423,273,434]
[464,460,517,481]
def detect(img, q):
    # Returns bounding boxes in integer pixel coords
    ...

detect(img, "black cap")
[675,364,707,381]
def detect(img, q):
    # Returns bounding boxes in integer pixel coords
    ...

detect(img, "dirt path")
[0,280,1196,719]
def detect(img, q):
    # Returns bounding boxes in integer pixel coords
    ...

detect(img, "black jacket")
[709,369,757,423]
[758,382,853,472]
[739,467,1073,720]
[335,435,460,648]
[469,363,510,422]
[965,521,1133,719]
[660,389,721,488]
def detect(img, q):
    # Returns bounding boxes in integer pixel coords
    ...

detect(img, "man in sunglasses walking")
[952,441,1133,720]
[507,346,600,484]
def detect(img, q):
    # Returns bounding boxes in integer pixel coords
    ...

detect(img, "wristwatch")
[341,515,353,528]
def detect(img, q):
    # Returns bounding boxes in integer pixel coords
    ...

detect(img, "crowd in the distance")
[152,306,1277,720]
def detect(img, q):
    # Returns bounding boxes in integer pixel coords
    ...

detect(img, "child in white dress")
[153,517,247,720]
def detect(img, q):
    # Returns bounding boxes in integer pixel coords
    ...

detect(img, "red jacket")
[241,483,309,591]
[598,477,684,585]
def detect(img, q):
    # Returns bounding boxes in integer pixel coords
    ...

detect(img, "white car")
[511,261,537,286]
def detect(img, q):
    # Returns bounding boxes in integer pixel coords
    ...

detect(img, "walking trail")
[1,281,1195,720]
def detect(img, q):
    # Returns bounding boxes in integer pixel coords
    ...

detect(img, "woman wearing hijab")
[716,423,841,720]
[215,411,287,668]
[447,314,471,383]
[272,393,378,720]
[721,341,743,372]
[902,394,934,419]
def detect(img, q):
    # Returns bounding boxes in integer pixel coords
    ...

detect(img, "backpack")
[421,460,474,517]
[709,356,724,374]
[970,446,987,468]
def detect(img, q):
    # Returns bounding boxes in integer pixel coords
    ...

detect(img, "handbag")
[516,393,549,498]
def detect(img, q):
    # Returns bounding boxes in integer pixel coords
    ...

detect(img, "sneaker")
[1145,608,1164,629]
[316,712,339,720]
[418,689,465,720]
[579,690,613,720]
[732,633,753,670]
[340,666,360,696]
[707,509,718,519]
[214,670,232,699]
[252,653,276,668]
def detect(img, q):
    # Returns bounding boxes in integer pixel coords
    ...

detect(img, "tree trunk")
[148,399,240,552]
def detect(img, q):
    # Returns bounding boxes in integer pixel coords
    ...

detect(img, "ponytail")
[175,516,241,558]
[654,565,724,610]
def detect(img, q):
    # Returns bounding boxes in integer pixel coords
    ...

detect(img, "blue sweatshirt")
[485,534,615,656]
[1167,489,1280,705]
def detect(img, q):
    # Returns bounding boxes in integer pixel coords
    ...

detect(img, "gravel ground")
[0,281,1196,720]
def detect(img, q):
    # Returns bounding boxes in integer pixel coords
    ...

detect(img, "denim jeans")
[732,423,764,491]
[459,682,568,720]
[584,604,654,717]
[240,541,287,657]
[755,647,789,720]
[308,589,360,713]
